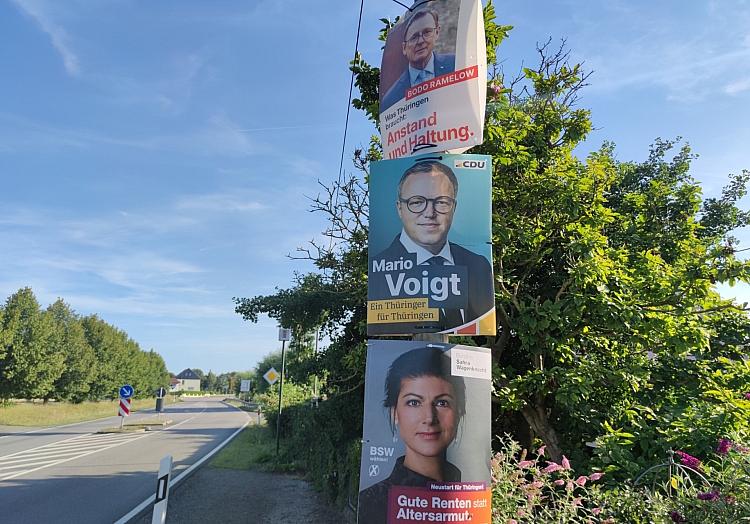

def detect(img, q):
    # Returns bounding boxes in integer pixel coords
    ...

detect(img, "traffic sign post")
[151,455,173,524]
[263,368,279,386]
[240,379,251,401]
[119,384,134,399]
[275,327,290,455]
[118,384,134,429]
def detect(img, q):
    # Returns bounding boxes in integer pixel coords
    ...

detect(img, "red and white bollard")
[118,397,131,429]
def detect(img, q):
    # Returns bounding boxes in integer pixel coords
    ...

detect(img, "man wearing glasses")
[371,160,493,332]
[381,9,456,111]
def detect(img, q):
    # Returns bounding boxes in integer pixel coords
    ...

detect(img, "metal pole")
[314,328,320,399]
[275,339,287,455]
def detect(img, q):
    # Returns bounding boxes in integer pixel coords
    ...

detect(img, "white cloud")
[11,0,80,76]
[60,293,227,319]
[175,192,268,213]
[565,2,750,102]
[725,77,750,95]
[0,112,265,157]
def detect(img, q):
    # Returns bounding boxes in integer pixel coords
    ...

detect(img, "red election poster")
[357,340,491,524]
[379,0,486,159]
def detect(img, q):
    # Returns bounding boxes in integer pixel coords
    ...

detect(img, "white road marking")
[0,413,128,440]
[113,401,250,524]
[0,431,152,482]
[0,407,203,482]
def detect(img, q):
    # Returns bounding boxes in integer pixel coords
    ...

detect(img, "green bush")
[263,387,363,508]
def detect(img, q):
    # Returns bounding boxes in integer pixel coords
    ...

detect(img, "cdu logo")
[454,159,486,169]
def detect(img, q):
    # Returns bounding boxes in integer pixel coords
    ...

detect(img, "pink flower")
[566,481,574,491]
[531,480,544,489]
[589,472,604,481]
[542,462,562,473]
[562,455,571,469]
[518,460,535,469]
[572,497,583,506]
[592,507,602,516]
[744,392,750,400]
[717,438,732,455]
[506,520,518,524]
[554,479,565,486]
[537,445,546,457]
[575,475,588,486]
[675,450,702,470]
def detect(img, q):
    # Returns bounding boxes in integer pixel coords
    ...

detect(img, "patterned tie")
[415,69,430,84]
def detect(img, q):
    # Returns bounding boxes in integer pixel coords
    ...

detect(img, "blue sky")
[1,0,748,374]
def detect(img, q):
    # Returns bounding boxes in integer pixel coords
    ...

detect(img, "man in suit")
[380,9,456,111]
[369,160,494,333]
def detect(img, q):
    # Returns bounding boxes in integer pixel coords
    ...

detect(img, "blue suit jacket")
[380,53,456,111]
[367,235,494,335]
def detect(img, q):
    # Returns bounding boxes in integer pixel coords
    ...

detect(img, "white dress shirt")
[399,230,465,324]
[408,53,436,86]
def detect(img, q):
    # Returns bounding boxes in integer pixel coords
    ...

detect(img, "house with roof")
[174,369,201,392]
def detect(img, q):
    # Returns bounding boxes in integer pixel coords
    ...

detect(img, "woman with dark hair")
[358,346,466,524]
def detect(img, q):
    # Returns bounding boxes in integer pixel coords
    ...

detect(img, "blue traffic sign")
[119,384,134,399]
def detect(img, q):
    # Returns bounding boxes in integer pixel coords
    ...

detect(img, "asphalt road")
[0,396,249,524]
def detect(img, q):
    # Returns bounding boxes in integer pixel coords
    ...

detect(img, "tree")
[234,0,750,488]
[478,42,750,461]
[0,288,65,400]
[81,315,143,399]
[202,370,218,392]
[45,299,96,402]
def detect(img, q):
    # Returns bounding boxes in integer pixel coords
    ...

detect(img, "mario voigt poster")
[357,340,492,524]
[367,153,495,336]
[378,0,487,159]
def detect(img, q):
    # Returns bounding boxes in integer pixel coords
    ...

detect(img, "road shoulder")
[135,466,354,523]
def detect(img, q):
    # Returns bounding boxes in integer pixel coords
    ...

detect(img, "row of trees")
[0,287,170,402]
[182,367,255,395]
[234,1,750,503]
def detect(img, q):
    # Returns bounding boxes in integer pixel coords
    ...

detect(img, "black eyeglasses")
[405,27,436,45]
[399,195,455,214]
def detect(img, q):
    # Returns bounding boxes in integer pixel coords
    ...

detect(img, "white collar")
[408,53,435,85]
[399,230,454,265]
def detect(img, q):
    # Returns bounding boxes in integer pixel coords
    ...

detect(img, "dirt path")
[135,466,354,524]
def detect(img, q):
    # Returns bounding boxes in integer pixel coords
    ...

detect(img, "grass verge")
[210,423,298,472]
[0,398,156,427]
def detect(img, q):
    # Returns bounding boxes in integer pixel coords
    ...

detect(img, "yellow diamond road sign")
[263,367,279,385]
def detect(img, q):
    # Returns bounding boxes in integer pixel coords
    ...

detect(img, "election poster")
[357,340,492,524]
[379,0,487,159]
[367,153,495,336]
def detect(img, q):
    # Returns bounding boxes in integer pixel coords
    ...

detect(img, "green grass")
[0,398,156,427]
[224,399,261,412]
[210,423,298,472]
